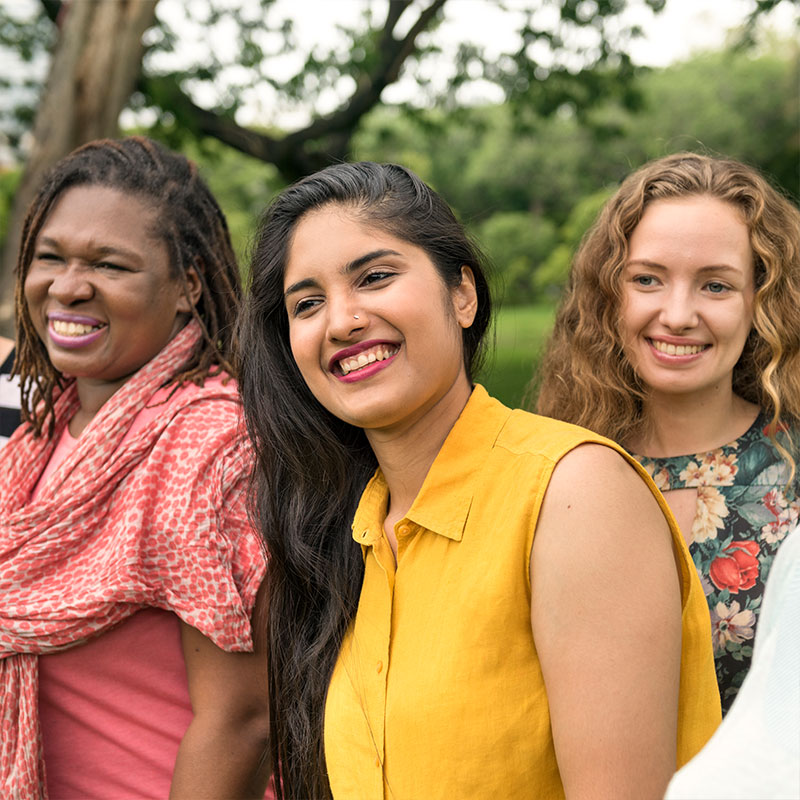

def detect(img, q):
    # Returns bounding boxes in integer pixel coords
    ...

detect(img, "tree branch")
[142,0,447,180]
[285,0,447,145]
[141,74,325,179]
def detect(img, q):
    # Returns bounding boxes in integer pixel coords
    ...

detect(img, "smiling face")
[283,205,478,436]
[24,185,200,400]
[621,195,755,405]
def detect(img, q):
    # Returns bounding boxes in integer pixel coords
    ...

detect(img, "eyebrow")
[626,259,741,274]
[283,248,402,298]
[36,236,143,261]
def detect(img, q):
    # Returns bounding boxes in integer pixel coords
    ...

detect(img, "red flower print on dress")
[762,419,790,437]
[709,540,760,593]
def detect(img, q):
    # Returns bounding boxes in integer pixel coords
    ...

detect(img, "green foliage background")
[1,39,797,407]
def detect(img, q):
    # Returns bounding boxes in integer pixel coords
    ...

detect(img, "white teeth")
[652,340,705,356]
[338,345,399,375]
[51,320,100,337]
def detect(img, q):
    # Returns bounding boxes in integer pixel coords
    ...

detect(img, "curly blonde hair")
[536,152,800,472]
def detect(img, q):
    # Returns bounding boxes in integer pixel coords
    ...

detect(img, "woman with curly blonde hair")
[538,152,800,714]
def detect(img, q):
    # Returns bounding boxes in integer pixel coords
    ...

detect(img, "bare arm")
[531,444,682,800]
[170,584,270,800]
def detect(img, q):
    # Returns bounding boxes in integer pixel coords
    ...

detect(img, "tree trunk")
[0,0,158,332]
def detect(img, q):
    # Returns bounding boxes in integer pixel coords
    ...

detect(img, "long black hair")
[14,136,241,436]
[238,162,492,799]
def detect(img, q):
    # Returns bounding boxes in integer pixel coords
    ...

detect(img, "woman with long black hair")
[239,161,721,800]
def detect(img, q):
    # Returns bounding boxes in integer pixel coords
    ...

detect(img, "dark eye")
[34,251,61,263]
[633,275,657,287]
[706,281,728,294]
[362,269,393,286]
[293,297,322,317]
[97,261,128,272]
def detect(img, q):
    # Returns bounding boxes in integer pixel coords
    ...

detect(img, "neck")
[71,375,129,437]
[367,376,472,533]
[630,385,759,457]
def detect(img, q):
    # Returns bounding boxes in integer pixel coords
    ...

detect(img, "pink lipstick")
[329,339,400,383]
[47,313,106,349]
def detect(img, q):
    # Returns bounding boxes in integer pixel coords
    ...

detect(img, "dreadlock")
[12,136,242,437]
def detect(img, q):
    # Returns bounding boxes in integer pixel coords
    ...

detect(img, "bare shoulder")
[547,442,655,507]
[535,441,671,562]
[549,441,631,475]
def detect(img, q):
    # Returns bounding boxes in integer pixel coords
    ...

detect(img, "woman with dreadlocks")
[0,137,271,799]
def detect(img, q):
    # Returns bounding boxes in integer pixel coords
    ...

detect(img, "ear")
[176,263,203,313]
[452,266,479,329]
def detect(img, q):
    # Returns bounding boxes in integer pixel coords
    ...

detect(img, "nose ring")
[353,314,360,320]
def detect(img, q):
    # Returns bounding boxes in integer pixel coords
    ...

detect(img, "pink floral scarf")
[0,322,264,798]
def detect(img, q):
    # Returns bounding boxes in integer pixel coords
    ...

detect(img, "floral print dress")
[636,414,800,714]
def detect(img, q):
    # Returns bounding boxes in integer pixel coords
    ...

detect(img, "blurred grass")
[478,302,557,409]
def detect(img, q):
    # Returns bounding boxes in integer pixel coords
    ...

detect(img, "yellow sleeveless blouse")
[324,386,721,799]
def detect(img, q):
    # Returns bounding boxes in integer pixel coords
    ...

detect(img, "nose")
[658,285,699,332]
[326,292,366,342]
[48,262,94,305]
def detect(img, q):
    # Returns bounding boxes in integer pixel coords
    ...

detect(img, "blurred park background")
[1,0,798,407]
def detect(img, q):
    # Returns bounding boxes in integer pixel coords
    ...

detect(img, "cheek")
[620,290,658,339]
[742,297,755,333]
[417,312,464,372]
[23,272,47,323]
[288,331,332,410]
[730,316,755,353]
[616,297,645,369]
[287,327,304,367]
[618,292,637,338]
[288,326,319,382]
[23,269,42,301]
[436,291,469,347]
[715,302,753,337]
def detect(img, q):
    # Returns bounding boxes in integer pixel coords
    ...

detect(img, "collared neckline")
[351,385,512,545]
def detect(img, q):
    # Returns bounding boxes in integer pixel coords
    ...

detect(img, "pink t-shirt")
[38,608,192,799]
[34,382,270,799]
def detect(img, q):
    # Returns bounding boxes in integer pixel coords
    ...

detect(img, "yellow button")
[376,660,383,673]
[397,523,411,537]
